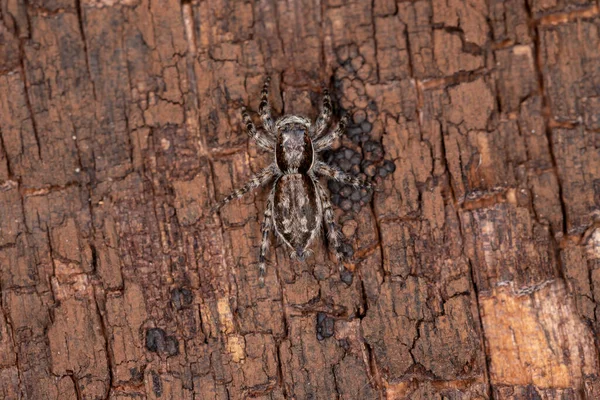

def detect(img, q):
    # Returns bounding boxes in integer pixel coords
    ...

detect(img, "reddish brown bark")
[0,0,599,399]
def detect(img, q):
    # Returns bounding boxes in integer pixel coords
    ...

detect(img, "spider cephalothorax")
[213,77,369,285]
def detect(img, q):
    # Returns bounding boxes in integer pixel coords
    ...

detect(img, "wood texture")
[0,0,599,399]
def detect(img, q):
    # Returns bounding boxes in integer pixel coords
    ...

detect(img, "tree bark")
[0,0,599,399]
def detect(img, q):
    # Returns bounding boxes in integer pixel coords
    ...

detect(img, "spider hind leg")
[313,178,346,269]
[258,186,276,287]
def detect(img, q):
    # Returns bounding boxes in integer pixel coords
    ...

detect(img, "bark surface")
[0,0,599,399]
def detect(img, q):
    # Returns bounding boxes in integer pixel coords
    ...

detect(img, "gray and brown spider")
[213,77,370,285]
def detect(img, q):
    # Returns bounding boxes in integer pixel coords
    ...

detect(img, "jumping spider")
[213,77,370,286]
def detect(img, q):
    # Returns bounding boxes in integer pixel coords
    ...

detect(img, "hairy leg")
[312,86,332,140]
[242,107,275,150]
[211,164,279,213]
[257,185,276,287]
[312,178,345,265]
[313,115,348,152]
[313,161,371,189]
[259,77,276,136]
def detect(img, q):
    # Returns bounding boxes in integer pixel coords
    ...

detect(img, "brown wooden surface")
[1,0,600,399]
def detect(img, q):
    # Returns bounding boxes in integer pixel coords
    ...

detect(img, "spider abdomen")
[273,174,321,259]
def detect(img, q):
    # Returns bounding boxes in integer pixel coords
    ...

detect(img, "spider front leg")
[314,161,372,189]
[258,185,276,287]
[242,107,275,151]
[313,178,345,267]
[313,115,348,152]
[312,86,332,140]
[259,77,276,136]
[212,164,279,213]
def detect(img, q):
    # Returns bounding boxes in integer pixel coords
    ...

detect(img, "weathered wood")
[0,0,599,399]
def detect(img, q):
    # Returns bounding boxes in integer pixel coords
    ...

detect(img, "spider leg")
[313,115,348,153]
[259,77,276,136]
[242,107,275,150]
[212,164,279,213]
[312,177,345,266]
[312,86,332,140]
[258,185,276,287]
[313,161,371,189]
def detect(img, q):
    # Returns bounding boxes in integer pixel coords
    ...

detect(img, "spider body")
[213,78,369,285]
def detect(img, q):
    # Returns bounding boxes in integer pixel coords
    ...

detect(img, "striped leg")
[242,107,275,150]
[312,86,332,140]
[258,186,276,287]
[211,164,278,213]
[314,161,371,189]
[313,178,345,265]
[259,77,276,136]
[313,115,348,153]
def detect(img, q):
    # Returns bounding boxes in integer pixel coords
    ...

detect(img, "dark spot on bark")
[338,339,350,350]
[164,335,179,356]
[525,385,543,400]
[339,242,354,260]
[145,328,179,356]
[151,371,162,397]
[340,268,353,285]
[130,367,145,383]
[316,312,335,340]
[146,328,166,353]
[171,287,193,310]
[384,159,396,173]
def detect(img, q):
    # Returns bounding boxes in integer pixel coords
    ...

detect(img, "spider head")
[277,116,311,140]
[275,116,313,173]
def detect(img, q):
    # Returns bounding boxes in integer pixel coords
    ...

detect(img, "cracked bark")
[1,0,599,399]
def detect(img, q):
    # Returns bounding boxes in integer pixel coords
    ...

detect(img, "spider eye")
[282,125,306,137]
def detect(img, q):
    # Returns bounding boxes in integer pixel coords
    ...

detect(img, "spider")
[212,77,370,286]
